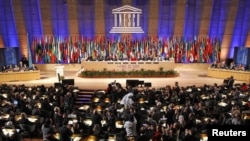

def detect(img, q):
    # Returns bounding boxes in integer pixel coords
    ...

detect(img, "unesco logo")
[110,5,144,33]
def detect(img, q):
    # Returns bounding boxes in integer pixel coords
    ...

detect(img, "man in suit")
[21,55,29,67]
[227,76,234,88]
[59,120,73,141]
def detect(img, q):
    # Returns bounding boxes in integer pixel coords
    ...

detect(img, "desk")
[0,114,10,120]
[81,61,175,71]
[207,68,250,81]
[0,71,40,82]
[15,115,39,123]
[1,128,16,137]
[54,133,81,141]
[78,105,90,111]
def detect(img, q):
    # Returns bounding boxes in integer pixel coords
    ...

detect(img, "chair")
[29,124,36,132]
[205,99,216,113]
[19,124,30,138]
[19,124,29,131]
[19,124,36,138]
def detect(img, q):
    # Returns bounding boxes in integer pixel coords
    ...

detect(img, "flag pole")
[27,33,33,68]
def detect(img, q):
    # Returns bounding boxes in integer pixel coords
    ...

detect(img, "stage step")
[75,89,94,106]
[77,94,92,98]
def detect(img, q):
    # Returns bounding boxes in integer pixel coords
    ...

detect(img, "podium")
[55,65,64,78]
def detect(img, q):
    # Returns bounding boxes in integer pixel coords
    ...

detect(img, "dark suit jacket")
[59,125,73,141]
[18,118,31,125]
[227,78,234,88]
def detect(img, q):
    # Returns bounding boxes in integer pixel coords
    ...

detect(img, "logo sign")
[110,5,144,33]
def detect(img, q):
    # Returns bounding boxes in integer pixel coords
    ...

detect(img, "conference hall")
[0,0,249,141]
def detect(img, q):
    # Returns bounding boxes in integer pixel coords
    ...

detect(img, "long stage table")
[207,68,250,82]
[81,61,175,71]
[0,71,40,83]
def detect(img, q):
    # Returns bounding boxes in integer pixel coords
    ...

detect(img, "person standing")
[41,118,58,141]
[227,76,234,88]
[123,114,137,138]
[21,55,29,67]
[59,120,73,141]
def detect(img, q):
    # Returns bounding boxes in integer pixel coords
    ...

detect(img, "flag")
[27,33,33,67]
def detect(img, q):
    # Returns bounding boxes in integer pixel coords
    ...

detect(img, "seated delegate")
[1,65,8,72]
[29,64,39,71]
[19,64,29,71]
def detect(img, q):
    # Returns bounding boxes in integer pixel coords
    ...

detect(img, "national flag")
[57,36,62,63]
[27,33,32,67]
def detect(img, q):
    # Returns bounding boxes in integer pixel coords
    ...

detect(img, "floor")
[3,69,248,90]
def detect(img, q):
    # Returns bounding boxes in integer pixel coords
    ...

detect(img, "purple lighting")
[158,0,176,37]
[209,0,229,39]
[77,0,95,38]
[0,0,19,47]
[229,0,250,58]
[132,0,149,39]
[183,0,202,38]
[51,0,69,37]
[105,0,122,37]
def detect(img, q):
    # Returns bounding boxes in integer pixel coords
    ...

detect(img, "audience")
[41,118,57,141]
[18,112,32,125]
[0,79,249,141]
[0,56,31,73]
[211,60,247,71]
[0,64,39,73]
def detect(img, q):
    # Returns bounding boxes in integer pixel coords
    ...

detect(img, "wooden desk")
[81,61,175,71]
[0,71,40,83]
[54,133,81,141]
[15,115,39,123]
[207,68,250,82]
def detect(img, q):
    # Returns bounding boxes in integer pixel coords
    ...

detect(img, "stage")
[1,63,248,90]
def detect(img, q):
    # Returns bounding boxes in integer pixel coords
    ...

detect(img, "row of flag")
[31,35,221,64]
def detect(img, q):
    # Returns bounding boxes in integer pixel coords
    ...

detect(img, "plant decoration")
[80,67,179,78]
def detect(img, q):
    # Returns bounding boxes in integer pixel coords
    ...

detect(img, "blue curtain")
[51,0,69,37]
[229,0,250,57]
[158,0,176,37]
[105,0,122,38]
[77,0,95,38]
[0,0,19,47]
[132,0,149,39]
